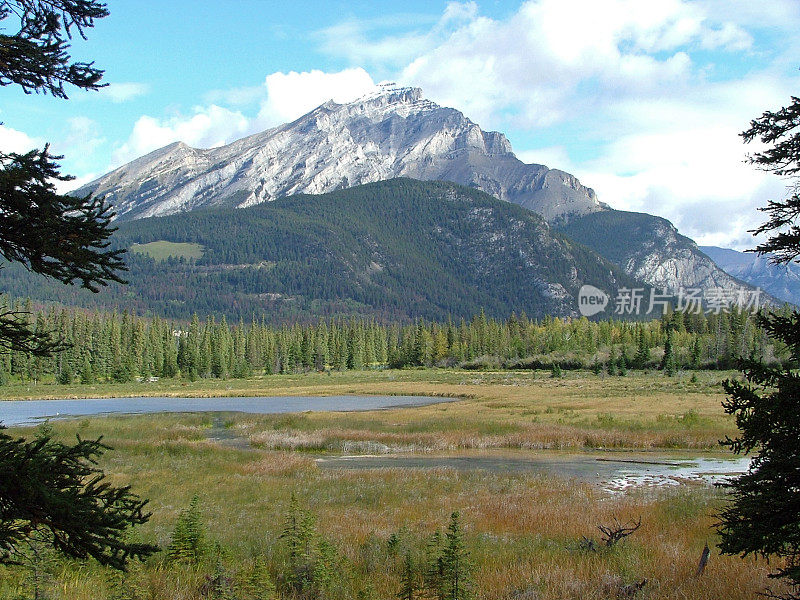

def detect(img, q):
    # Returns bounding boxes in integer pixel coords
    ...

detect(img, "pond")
[314,452,752,491]
[0,394,447,427]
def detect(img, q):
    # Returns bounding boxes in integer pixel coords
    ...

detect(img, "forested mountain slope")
[2,179,639,322]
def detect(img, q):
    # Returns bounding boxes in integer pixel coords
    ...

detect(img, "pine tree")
[634,325,650,369]
[424,530,444,599]
[717,92,800,598]
[441,512,472,600]
[0,431,157,569]
[280,493,316,592]
[606,346,617,376]
[690,335,703,369]
[312,539,339,598]
[79,355,94,384]
[241,555,277,600]
[162,327,179,378]
[57,360,73,384]
[398,552,418,600]
[661,329,676,376]
[167,495,206,564]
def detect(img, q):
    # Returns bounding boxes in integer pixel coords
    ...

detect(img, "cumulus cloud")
[0,122,100,193]
[56,172,99,195]
[393,0,756,130]
[0,125,44,153]
[255,68,377,127]
[57,117,105,158]
[87,0,799,249]
[112,104,250,166]
[112,68,378,169]
[312,0,791,249]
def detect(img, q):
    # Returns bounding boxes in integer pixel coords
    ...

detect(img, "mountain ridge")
[72,85,757,301]
[561,211,754,294]
[75,86,606,223]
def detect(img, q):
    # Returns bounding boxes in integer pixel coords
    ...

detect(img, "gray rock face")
[560,210,767,304]
[621,218,742,292]
[74,85,751,305]
[75,86,605,223]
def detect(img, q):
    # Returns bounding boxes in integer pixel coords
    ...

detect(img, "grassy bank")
[2,370,738,450]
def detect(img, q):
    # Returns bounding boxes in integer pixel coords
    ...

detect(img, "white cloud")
[315,10,452,71]
[393,0,757,131]
[0,122,100,194]
[57,117,105,157]
[112,104,250,166]
[112,68,377,169]
[97,82,150,103]
[0,125,43,153]
[255,68,377,127]
[204,84,266,107]
[325,0,791,249]
[80,0,799,250]
[516,146,576,171]
[57,172,99,195]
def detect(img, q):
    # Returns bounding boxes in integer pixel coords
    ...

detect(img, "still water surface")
[0,394,445,427]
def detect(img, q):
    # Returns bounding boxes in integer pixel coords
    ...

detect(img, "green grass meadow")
[129,240,205,261]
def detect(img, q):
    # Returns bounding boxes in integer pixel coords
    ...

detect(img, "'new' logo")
[578,285,609,317]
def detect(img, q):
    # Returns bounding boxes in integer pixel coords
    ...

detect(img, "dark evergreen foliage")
[0,0,124,357]
[0,429,158,570]
[559,209,700,268]
[716,92,800,598]
[0,0,108,97]
[398,552,418,600]
[440,512,472,600]
[745,96,800,263]
[0,296,783,384]
[0,1,153,575]
[166,495,206,564]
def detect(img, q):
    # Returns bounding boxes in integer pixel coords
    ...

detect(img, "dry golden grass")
[1,371,776,600]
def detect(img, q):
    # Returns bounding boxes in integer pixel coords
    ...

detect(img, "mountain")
[700,246,800,306]
[561,211,754,295]
[74,86,605,223]
[74,84,747,301]
[4,179,640,322]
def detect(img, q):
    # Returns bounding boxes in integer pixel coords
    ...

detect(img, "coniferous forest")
[1,294,788,385]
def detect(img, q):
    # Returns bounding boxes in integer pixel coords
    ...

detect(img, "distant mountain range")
[59,86,766,317]
[700,246,800,306]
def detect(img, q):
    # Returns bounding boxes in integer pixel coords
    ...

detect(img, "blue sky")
[2,0,799,248]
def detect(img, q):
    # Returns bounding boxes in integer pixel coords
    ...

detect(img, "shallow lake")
[0,395,751,491]
[0,394,446,427]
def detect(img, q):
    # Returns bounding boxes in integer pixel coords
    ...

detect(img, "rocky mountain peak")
[75,87,603,222]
